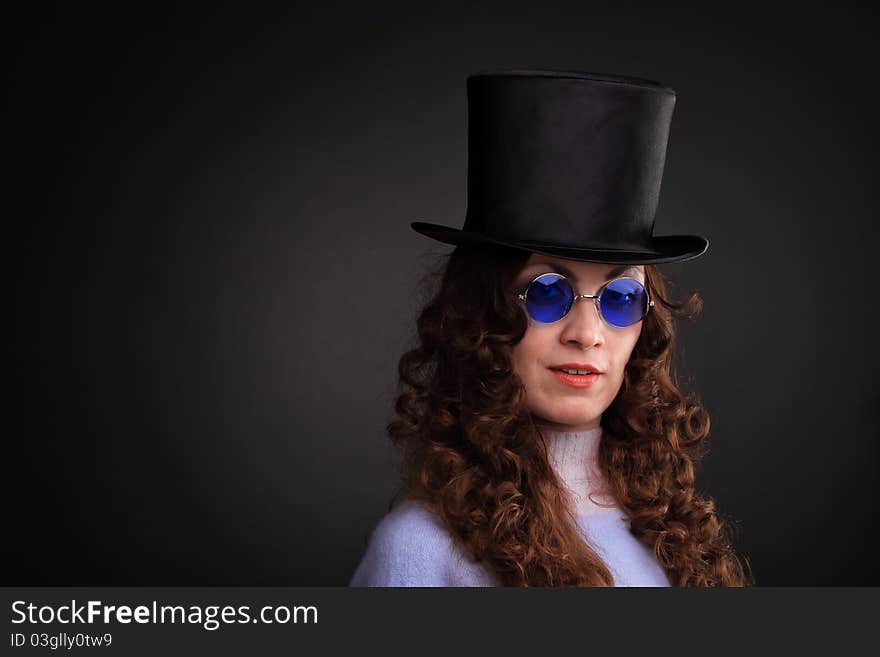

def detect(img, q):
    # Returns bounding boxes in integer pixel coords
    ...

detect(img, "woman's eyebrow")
[522,262,641,282]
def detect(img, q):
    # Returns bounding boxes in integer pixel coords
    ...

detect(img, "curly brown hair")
[386,242,755,586]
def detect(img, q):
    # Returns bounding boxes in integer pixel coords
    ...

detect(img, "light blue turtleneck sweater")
[349,426,671,587]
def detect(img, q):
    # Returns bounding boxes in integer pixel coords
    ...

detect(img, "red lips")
[549,362,604,373]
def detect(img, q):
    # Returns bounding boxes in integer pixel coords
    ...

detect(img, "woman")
[349,70,754,586]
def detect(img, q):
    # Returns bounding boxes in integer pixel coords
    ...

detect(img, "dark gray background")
[8,2,878,585]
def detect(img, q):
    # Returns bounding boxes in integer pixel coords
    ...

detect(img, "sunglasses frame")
[516,272,654,328]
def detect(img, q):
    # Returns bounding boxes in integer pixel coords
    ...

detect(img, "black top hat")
[411,69,708,264]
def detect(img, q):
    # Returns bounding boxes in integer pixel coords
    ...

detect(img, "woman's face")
[510,253,646,432]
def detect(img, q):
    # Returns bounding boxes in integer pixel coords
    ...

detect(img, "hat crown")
[463,70,676,252]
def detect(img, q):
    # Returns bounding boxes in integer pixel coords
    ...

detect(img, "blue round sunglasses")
[515,272,654,328]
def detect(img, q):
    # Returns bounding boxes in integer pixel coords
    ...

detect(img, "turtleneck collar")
[537,425,620,519]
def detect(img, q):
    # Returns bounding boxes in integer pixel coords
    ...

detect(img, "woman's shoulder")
[349,498,498,587]
[362,498,455,562]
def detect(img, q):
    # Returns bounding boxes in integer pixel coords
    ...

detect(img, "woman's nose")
[559,297,605,348]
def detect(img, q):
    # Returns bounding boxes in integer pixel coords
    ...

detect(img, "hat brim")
[411,221,708,265]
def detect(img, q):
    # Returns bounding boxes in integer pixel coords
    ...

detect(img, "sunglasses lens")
[524,273,574,322]
[600,278,649,328]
